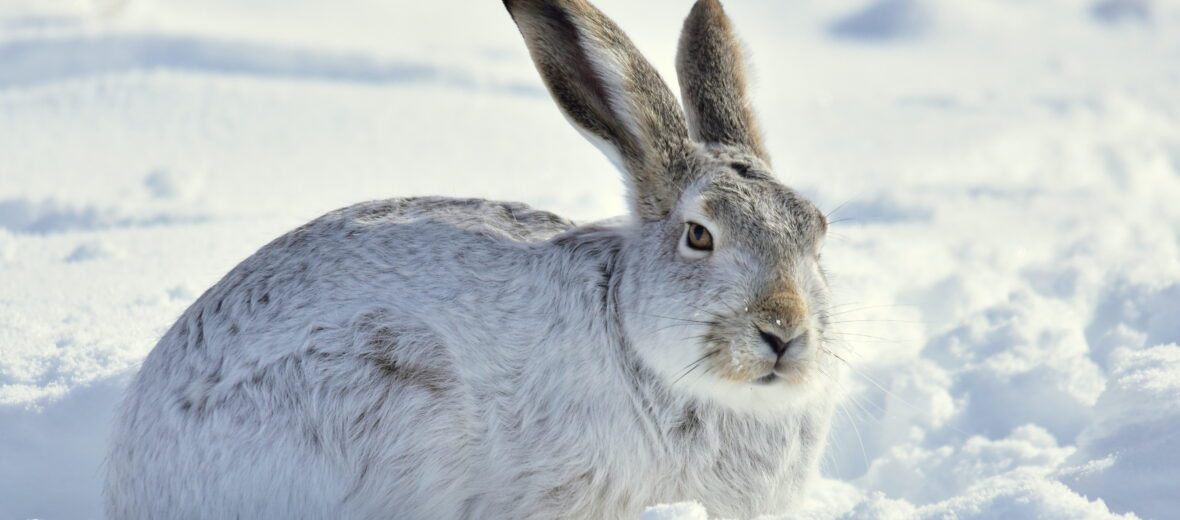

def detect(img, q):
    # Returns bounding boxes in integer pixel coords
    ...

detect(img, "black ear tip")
[693,0,725,14]
[687,0,718,20]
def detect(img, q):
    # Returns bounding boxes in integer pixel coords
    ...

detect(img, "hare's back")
[205,195,577,326]
[340,196,575,241]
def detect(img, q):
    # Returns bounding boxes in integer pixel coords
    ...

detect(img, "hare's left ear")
[676,0,769,163]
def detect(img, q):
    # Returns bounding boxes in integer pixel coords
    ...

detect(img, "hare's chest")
[655,418,815,517]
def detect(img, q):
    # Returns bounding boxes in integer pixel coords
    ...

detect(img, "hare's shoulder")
[334,196,576,242]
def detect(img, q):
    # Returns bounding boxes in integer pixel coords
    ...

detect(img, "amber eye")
[685,222,714,251]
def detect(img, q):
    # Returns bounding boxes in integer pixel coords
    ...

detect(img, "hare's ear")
[504,0,692,221]
[676,0,768,163]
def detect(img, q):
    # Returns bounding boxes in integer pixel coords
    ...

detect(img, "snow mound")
[143,167,205,200]
[924,291,1104,441]
[0,197,209,234]
[857,425,1073,505]
[0,33,440,88]
[641,502,709,520]
[843,473,1138,519]
[1091,0,1152,25]
[829,0,933,41]
[1062,345,1180,519]
[63,239,123,262]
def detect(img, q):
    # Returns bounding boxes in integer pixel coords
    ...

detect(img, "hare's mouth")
[754,367,809,386]
[754,372,779,385]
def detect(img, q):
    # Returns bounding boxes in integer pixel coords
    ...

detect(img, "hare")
[104,0,840,518]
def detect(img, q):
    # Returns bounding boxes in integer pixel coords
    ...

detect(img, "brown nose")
[752,275,808,331]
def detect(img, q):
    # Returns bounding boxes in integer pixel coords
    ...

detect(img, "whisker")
[836,401,870,471]
[672,351,719,385]
[822,338,867,360]
[683,302,727,321]
[826,319,923,325]
[824,304,918,318]
[623,312,714,325]
[837,358,973,438]
[825,201,850,221]
[652,323,697,334]
[823,331,905,344]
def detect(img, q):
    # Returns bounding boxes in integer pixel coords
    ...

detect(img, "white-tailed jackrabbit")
[105,0,839,518]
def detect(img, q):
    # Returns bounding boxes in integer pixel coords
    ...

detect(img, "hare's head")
[506,0,834,411]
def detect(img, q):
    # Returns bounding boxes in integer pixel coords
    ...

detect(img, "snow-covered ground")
[2,0,1178,518]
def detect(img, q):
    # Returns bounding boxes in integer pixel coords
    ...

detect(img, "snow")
[1,0,1178,518]
[642,502,710,520]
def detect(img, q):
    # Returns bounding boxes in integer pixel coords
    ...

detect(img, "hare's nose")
[758,328,802,359]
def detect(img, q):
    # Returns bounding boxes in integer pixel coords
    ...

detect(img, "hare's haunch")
[105,1,840,518]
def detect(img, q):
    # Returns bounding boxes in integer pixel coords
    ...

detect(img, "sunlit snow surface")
[2,0,1178,518]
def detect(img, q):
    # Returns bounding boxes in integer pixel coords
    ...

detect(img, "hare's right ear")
[676,0,769,163]
[504,0,693,221]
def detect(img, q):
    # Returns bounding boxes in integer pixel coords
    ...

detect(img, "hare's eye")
[685,222,714,251]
